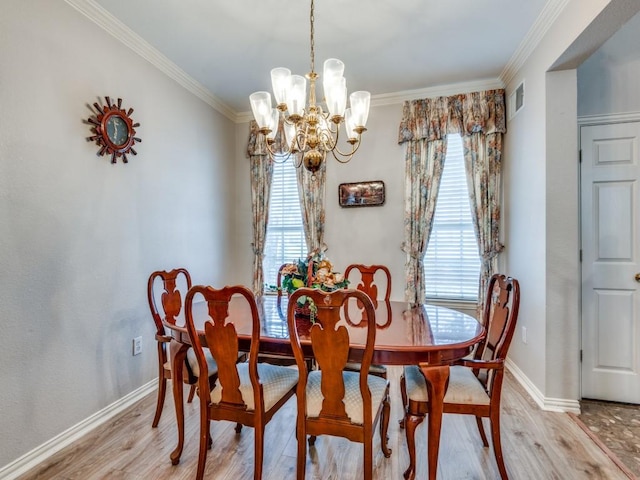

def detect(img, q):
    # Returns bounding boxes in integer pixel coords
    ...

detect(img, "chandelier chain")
[309,0,315,73]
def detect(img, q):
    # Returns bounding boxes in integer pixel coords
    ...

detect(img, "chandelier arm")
[329,139,361,163]
[316,125,337,151]
[259,132,296,164]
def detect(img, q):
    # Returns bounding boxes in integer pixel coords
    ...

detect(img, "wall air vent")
[508,81,525,120]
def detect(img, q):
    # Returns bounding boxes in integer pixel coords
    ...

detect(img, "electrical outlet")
[521,326,527,344]
[133,336,142,356]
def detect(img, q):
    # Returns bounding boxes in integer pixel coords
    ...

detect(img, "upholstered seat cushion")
[210,363,298,411]
[344,362,387,376]
[186,348,218,378]
[404,365,490,405]
[305,371,388,425]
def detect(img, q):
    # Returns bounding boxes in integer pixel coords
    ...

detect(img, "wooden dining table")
[165,294,484,480]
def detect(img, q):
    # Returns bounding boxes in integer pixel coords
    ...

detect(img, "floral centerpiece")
[280,252,349,320]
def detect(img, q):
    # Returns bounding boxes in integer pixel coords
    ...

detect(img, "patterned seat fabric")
[403,365,490,405]
[306,370,388,425]
[210,363,298,411]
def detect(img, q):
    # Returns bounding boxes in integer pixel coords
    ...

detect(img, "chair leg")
[364,437,373,480]
[195,415,209,480]
[297,421,307,479]
[402,412,425,480]
[254,424,265,480]
[187,384,196,403]
[380,392,392,457]
[490,411,508,480]
[152,373,167,428]
[475,416,489,447]
[398,372,407,429]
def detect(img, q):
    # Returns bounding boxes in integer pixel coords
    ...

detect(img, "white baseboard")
[506,358,581,414]
[0,380,156,480]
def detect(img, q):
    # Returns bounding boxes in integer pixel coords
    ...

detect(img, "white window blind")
[424,134,481,301]
[262,159,306,289]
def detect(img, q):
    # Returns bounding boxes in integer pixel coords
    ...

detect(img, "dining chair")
[287,287,392,480]
[147,268,218,427]
[344,264,392,309]
[184,284,298,480]
[343,264,392,378]
[256,262,312,369]
[399,274,520,480]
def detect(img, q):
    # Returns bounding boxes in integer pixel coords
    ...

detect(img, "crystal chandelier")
[249,0,370,174]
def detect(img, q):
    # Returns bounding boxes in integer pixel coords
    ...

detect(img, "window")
[262,158,306,290]
[424,134,480,301]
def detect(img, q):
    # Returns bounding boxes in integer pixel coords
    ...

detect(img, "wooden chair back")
[288,287,377,424]
[344,264,392,327]
[146,268,195,426]
[474,274,520,392]
[148,268,192,330]
[184,285,260,410]
[344,264,392,307]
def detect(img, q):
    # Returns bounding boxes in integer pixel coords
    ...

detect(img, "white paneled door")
[581,121,640,403]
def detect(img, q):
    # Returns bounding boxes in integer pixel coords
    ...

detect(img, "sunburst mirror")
[87,96,141,164]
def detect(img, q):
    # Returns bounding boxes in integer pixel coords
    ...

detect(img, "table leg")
[169,340,188,465]
[419,364,450,480]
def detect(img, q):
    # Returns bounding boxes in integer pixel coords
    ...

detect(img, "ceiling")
[89,0,553,115]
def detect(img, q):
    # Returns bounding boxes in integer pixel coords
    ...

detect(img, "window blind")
[263,159,306,289]
[424,134,481,301]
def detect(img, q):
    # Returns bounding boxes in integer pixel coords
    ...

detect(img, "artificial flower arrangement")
[280,252,350,319]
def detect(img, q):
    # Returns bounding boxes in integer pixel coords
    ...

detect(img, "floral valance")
[397,89,506,144]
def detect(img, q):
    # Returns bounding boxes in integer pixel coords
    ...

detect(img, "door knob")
[635,273,640,283]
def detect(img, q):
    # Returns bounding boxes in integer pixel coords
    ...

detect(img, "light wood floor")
[18,367,629,480]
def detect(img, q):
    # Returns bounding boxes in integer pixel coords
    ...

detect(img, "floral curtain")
[402,140,446,305]
[398,90,506,307]
[247,121,275,295]
[463,132,504,308]
[296,161,326,255]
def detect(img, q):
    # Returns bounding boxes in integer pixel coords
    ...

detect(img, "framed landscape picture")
[338,180,385,207]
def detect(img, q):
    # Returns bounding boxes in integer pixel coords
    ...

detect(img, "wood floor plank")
[17,367,629,479]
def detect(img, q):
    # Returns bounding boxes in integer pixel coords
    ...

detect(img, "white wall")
[504,0,640,406]
[578,10,640,117]
[0,0,236,468]
[234,103,418,302]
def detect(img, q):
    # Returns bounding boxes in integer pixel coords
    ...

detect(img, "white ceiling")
[88,0,553,115]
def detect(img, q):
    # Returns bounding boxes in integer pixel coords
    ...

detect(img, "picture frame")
[338,180,385,208]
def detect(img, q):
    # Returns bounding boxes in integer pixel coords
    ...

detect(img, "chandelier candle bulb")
[249,91,273,130]
[350,91,371,129]
[271,67,291,107]
[266,109,279,142]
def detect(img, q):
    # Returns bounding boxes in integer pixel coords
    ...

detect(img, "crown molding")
[66,0,554,125]
[370,78,505,106]
[500,0,571,87]
[64,0,237,121]
[236,78,505,124]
